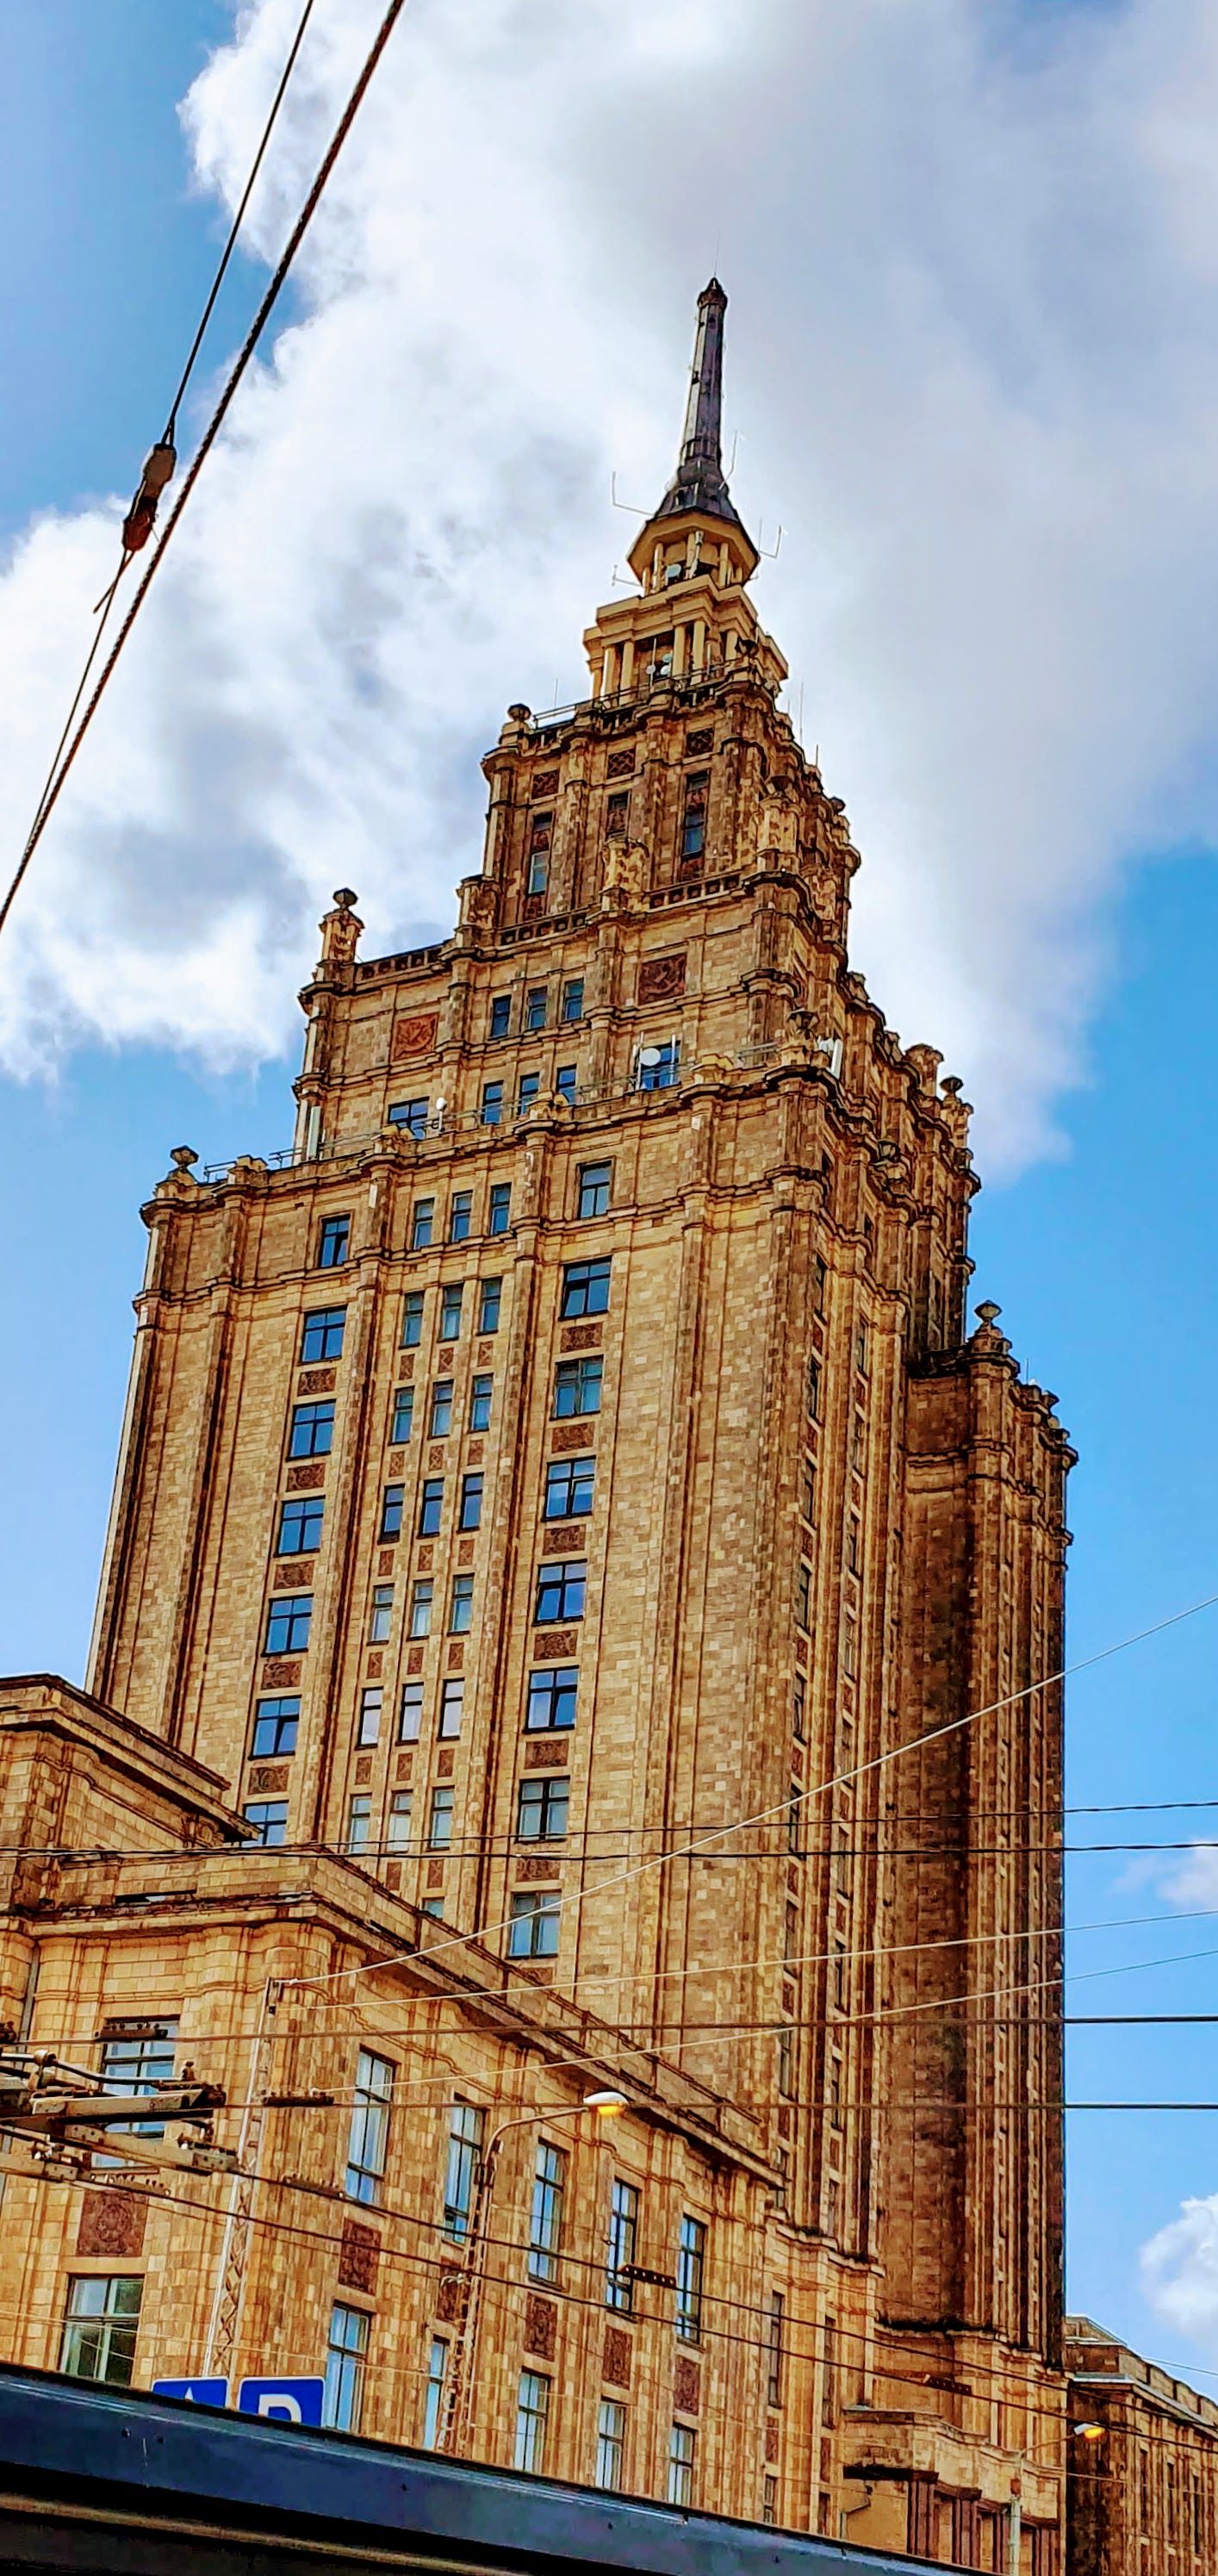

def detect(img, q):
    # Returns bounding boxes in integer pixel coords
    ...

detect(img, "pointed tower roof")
[652,278,747,534]
[627,281,758,588]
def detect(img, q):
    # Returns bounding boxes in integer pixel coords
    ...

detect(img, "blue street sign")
[237,2374,325,2426]
[151,2377,229,2407]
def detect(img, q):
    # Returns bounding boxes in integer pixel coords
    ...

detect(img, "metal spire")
[653,278,746,533]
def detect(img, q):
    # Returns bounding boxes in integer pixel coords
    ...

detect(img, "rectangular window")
[318,1213,351,1269]
[419,1478,444,1536]
[792,1671,806,1742]
[401,1291,424,1347]
[552,1353,602,1419]
[675,2214,705,2345]
[357,1686,383,1747]
[846,1516,861,1574]
[399,1681,424,1743]
[855,1320,869,1377]
[421,1895,444,1920]
[301,1306,346,1364]
[528,2139,567,2283]
[766,2291,785,2408]
[98,2023,178,2139]
[637,1036,680,1090]
[380,1484,405,1542]
[562,978,584,1024]
[796,1561,811,1629]
[243,1799,289,1845]
[345,2048,394,2203]
[525,986,547,1031]
[390,1384,414,1446]
[556,1061,577,1105]
[428,1785,455,1849]
[668,2422,696,2508]
[251,1696,300,1758]
[346,1794,371,1852]
[490,993,512,1040]
[443,2102,484,2239]
[784,1900,799,1964]
[481,1079,504,1127]
[459,1472,483,1532]
[289,1398,334,1459]
[680,769,709,860]
[438,1678,465,1740]
[526,812,551,896]
[606,790,629,839]
[412,1198,435,1251]
[438,1285,463,1342]
[409,1581,433,1640]
[544,1455,594,1521]
[488,1185,512,1237]
[578,1161,612,1219]
[561,1256,611,1318]
[264,1593,312,1654]
[59,2275,142,2386]
[388,1096,430,1138]
[800,1454,816,1525]
[277,1492,324,1556]
[449,1192,472,1243]
[323,2302,368,2433]
[762,2476,778,2527]
[596,2399,626,2493]
[517,1774,569,1841]
[508,1889,560,1958]
[469,1373,493,1432]
[606,2177,639,2312]
[805,1355,821,1419]
[387,1789,413,1848]
[534,1559,586,1624]
[430,1378,454,1437]
[517,1072,540,1117]
[448,1576,474,1635]
[422,2335,448,2447]
[778,2028,794,2096]
[478,1277,502,1333]
[526,1666,578,1733]
[514,2368,550,2474]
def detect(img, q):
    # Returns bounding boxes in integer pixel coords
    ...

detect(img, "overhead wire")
[0,0,409,946]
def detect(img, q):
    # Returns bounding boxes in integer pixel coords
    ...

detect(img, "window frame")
[533,1558,587,1625]
[323,2301,369,2433]
[516,1773,569,1842]
[300,1306,346,1365]
[553,1354,602,1418]
[528,2137,568,2284]
[289,1398,334,1459]
[560,1256,611,1319]
[544,1454,594,1521]
[250,1696,300,1759]
[276,1491,324,1558]
[577,1161,612,1220]
[345,2048,394,2205]
[606,2176,639,2313]
[507,1888,561,1959]
[59,2274,143,2387]
[525,1666,578,1733]
[675,2213,705,2345]
[514,2368,551,2474]
[318,1213,351,1270]
[263,1593,313,1655]
[243,1799,289,1846]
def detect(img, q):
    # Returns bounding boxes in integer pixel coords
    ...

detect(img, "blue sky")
[3,0,1218,2389]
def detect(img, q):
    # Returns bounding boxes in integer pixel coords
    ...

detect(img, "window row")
[487,976,584,1042]
[257,1633,581,1743]
[299,1255,607,1375]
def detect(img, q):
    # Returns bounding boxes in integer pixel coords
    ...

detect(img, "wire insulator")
[121,439,177,554]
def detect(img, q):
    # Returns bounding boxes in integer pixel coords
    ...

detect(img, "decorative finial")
[976,1301,1001,1328]
[170,1146,198,1172]
[332,887,357,910]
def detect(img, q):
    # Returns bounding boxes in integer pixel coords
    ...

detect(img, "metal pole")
[202,1976,281,2380]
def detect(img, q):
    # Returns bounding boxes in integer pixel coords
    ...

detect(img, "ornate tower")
[10,285,1072,2565]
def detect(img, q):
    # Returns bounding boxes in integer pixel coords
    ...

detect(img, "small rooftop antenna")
[755,519,785,562]
[610,471,647,518]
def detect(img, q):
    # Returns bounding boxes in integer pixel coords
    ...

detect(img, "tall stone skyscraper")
[2,284,1072,2570]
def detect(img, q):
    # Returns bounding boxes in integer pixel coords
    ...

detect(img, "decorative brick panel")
[391,1011,438,1061]
[525,1739,567,1768]
[272,1565,303,1590]
[428,1444,446,1470]
[262,1658,301,1688]
[638,952,687,1004]
[386,1449,405,1475]
[398,1354,415,1382]
[523,893,544,921]
[77,2191,146,2258]
[354,1756,373,1787]
[777,2105,792,2139]
[543,1523,583,1556]
[395,1751,413,1782]
[765,2417,780,2463]
[603,2325,632,2388]
[249,1764,289,1795]
[365,1652,383,1680]
[385,1861,402,1892]
[674,2356,700,2415]
[534,1628,577,1660]
[437,1749,456,1779]
[685,727,714,756]
[782,1982,795,2018]
[377,1550,395,1577]
[446,1643,464,1671]
[475,1341,494,1367]
[551,1424,593,1453]
[407,1647,425,1676]
[532,768,560,797]
[457,1539,475,1569]
[525,2293,557,2358]
[286,1461,325,1492]
[561,1322,602,1353]
[516,1857,560,1883]
[298,1366,336,1396]
[466,1440,484,1465]
[606,746,636,778]
[426,1858,444,1888]
[417,1544,434,1574]
[787,1864,799,1896]
[795,1634,809,1669]
[338,2218,380,2293]
[437,2269,462,2322]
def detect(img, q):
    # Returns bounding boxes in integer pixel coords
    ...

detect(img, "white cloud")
[6,0,1218,1164]
[1142,2194,1218,2358]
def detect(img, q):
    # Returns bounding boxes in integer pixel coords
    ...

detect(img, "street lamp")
[438,2089,628,2455]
